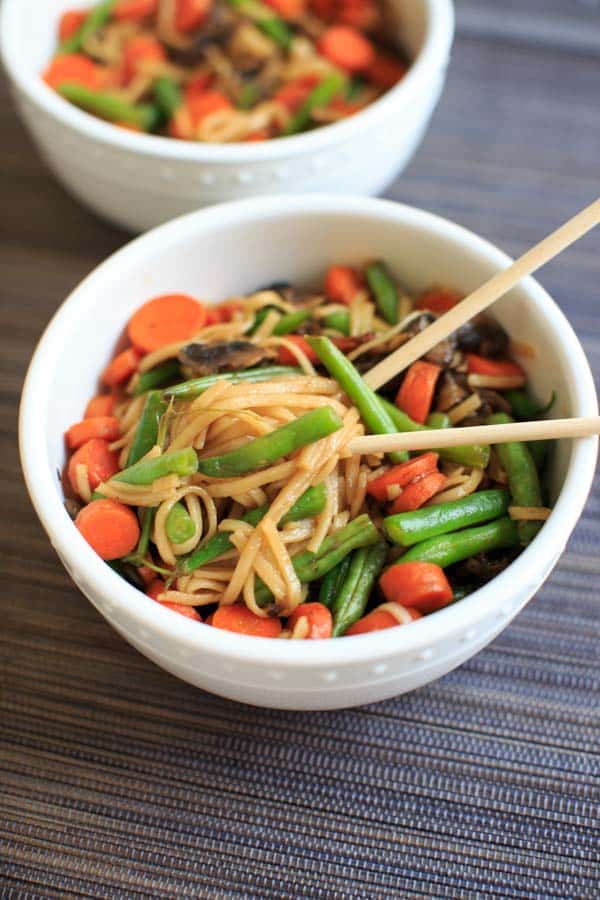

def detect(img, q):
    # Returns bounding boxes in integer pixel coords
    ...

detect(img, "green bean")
[163,365,299,400]
[487,412,543,544]
[332,542,388,637]
[426,411,451,430]
[505,389,555,421]
[133,360,181,396]
[318,554,352,610]
[379,397,491,468]
[135,508,156,560]
[58,84,161,131]
[322,311,350,335]
[384,489,510,547]
[197,407,343,478]
[114,448,198,485]
[90,490,106,501]
[308,337,407,463]
[284,72,346,135]
[365,261,398,325]
[346,76,366,100]
[179,484,327,573]
[165,502,196,545]
[238,83,261,110]
[127,391,168,467]
[401,517,519,567]
[272,309,311,335]
[154,77,182,118]
[59,0,116,54]
[254,515,380,608]
[226,0,292,47]
[528,440,550,471]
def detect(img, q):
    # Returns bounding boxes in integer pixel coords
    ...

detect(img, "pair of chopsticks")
[348,198,600,457]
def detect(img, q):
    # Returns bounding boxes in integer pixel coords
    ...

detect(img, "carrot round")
[416,288,461,314]
[396,360,442,424]
[346,605,421,635]
[186,90,233,127]
[43,54,104,91]
[367,452,439,501]
[324,265,363,304]
[66,416,121,450]
[75,498,140,560]
[379,561,453,613]
[102,347,140,387]
[287,602,333,639]
[212,604,282,637]
[175,0,213,31]
[466,354,524,378]
[388,470,448,514]
[146,579,203,620]
[317,26,375,73]
[366,53,407,89]
[85,394,116,419]
[127,294,207,354]
[114,0,158,21]
[122,35,166,83]
[68,438,120,496]
[59,10,87,42]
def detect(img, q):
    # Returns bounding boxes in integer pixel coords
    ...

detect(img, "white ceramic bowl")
[1,0,454,232]
[19,195,598,710]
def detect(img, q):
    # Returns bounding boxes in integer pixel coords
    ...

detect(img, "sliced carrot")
[287,602,333,639]
[186,90,233,128]
[317,26,375,73]
[58,10,87,42]
[43,54,104,91]
[122,35,166,84]
[175,0,213,31]
[128,293,207,354]
[396,360,442,424]
[388,470,448,514]
[186,73,215,95]
[466,354,525,378]
[366,452,439,501]
[114,0,157,21]
[338,0,378,30]
[277,335,319,366]
[212,604,282,637]
[327,97,363,118]
[146,579,203,620]
[324,264,364,304]
[379,561,453,613]
[66,416,121,450]
[85,394,116,419]
[102,347,140,387]
[245,129,270,142]
[68,438,120,496]
[416,288,461,314]
[366,53,407,89]
[346,605,421,635]
[75,498,140,560]
[274,76,320,113]
[204,308,221,326]
[263,0,305,19]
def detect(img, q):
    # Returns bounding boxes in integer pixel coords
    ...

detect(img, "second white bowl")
[1,0,454,232]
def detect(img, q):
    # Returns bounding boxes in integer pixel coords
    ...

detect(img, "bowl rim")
[0,0,454,163]
[19,194,599,669]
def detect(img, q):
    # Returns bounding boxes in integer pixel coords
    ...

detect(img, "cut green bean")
[164,365,300,400]
[226,0,292,48]
[487,412,544,544]
[136,508,156,559]
[134,360,181,396]
[365,261,398,325]
[238,83,261,109]
[254,515,380,608]
[284,72,346,135]
[528,440,550,471]
[426,411,451,430]
[322,310,350,335]
[505,389,556,421]
[59,0,116,54]
[308,336,407,463]
[379,397,491,468]
[179,484,327,573]
[166,502,196,545]
[272,309,311,335]
[384,489,510,547]
[154,77,182,118]
[127,391,168,467]
[332,542,388,637]
[401,517,519,567]
[114,448,198,485]
[346,76,366,100]
[197,407,342,478]
[58,83,161,131]
[318,554,352,610]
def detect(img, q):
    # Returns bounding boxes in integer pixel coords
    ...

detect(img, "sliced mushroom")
[178,341,277,376]
[436,370,468,412]
[476,388,513,417]
[453,314,509,358]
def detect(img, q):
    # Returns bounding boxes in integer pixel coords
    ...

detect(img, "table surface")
[2,2,599,896]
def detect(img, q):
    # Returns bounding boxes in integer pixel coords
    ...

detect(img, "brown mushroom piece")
[405,312,457,367]
[178,341,278,376]
[453,314,509,358]
[168,5,237,65]
[436,370,468,412]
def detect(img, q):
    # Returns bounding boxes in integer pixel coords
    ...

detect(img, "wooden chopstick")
[363,198,600,390]
[348,416,600,456]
